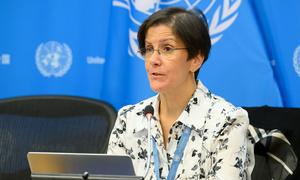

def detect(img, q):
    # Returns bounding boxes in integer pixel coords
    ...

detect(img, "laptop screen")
[27,152,141,179]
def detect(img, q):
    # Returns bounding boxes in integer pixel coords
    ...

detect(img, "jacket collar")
[134,80,211,135]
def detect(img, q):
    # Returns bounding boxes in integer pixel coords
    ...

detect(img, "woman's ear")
[190,54,204,73]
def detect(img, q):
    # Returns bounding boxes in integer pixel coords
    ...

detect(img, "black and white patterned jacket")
[108,81,254,179]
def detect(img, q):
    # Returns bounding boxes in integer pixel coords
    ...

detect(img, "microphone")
[143,105,154,178]
[144,105,154,119]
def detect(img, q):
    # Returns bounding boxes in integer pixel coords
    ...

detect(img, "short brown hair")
[138,7,211,80]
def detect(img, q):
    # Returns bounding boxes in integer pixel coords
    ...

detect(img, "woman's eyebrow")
[145,38,177,44]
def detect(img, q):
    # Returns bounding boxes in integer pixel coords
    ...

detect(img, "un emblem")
[35,41,72,77]
[113,0,242,59]
[293,45,300,77]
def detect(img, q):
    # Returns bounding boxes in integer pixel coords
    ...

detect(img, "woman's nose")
[148,50,162,66]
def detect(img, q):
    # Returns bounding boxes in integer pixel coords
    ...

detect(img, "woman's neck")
[159,80,197,118]
[158,80,197,147]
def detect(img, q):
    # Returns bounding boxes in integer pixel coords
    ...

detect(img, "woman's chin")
[150,83,165,93]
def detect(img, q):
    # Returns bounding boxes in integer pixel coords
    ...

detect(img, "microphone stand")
[144,114,152,178]
[143,105,154,178]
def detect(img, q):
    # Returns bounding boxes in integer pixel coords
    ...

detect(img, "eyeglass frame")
[138,47,188,59]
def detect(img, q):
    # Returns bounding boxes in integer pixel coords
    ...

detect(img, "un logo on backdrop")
[35,41,72,78]
[293,45,300,77]
[113,0,242,59]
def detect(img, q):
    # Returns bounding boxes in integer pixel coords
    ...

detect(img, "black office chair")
[0,95,117,180]
[244,106,299,180]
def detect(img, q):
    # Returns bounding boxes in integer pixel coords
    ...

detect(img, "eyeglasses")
[138,47,188,60]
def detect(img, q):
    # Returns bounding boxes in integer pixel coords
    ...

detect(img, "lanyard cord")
[152,126,191,180]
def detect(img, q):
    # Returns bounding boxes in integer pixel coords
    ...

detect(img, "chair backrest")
[244,106,300,180]
[0,95,117,180]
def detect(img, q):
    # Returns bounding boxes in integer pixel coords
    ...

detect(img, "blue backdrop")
[0,0,299,110]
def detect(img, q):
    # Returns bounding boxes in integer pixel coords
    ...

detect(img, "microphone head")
[144,105,154,116]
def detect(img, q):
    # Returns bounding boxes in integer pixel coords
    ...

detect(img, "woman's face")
[144,24,202,94]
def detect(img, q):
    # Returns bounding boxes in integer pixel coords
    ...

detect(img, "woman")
[108,7,254,180]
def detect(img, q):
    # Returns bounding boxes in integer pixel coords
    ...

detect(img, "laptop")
[27,152,143,180]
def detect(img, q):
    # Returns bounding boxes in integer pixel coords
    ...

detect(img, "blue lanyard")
[152,126,191,180]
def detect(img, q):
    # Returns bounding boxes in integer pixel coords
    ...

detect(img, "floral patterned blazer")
[107,81,254,179]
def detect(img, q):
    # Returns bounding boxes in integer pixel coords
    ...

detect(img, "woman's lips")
[149,72,165,80]
[153,72,162,75]
[151,72,164,77]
